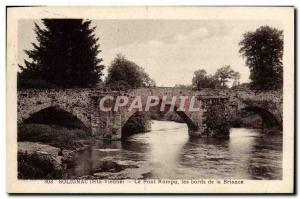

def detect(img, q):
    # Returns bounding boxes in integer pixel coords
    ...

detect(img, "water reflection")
[67,120,282,180]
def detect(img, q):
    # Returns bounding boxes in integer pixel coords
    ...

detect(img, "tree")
[105,55,156,138]
[239,26,283,90]
[18,19,104,89]
[105,54,156,89]
[214,65,235,88]
[192,69,220,90]
[232,71,241,87]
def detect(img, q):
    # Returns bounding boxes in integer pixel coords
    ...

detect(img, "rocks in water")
[141,172,152,179]
[94,160,139,173]
[90,160,152,179]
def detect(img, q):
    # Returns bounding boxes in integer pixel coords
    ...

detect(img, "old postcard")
[6,6,294,194]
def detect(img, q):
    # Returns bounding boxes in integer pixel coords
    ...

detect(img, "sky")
[18,19,283,87]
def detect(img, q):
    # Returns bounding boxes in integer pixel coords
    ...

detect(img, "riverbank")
[17,123,95,179]
[17,124,151,179]
[17,140,96,179]
[18,124,94,150]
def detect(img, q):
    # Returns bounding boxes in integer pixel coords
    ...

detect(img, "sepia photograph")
[6,6,294,194]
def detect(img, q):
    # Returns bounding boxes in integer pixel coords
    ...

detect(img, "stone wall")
[17,89,94,128]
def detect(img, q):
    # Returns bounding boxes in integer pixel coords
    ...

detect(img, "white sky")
[18,19,283,87]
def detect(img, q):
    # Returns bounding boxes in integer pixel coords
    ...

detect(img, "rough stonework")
[17,88,282,140]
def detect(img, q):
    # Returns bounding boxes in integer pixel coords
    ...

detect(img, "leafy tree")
[192,69,220,90]
[214,65,235,88]
[105,54,156,88]
[18,19,104,89]
[239,26,283,90]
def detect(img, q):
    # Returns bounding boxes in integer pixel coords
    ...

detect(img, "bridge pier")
[90,111,123,140]
[106,112,122,140]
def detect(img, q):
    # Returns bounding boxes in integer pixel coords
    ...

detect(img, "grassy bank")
[18,123,92,150]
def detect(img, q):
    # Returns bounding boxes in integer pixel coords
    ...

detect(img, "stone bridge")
[17,87,282,140]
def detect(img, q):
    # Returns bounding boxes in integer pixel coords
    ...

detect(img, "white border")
[2,2,297,197]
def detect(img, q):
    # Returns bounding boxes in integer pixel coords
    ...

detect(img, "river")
[67,120,282,180]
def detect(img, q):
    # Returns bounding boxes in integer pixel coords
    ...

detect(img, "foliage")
[239,26,283,90]
[192,69,220,90]
[174,84,193,89]
[18,19,104,89]
[204,104,230,138]
[18,124,91,150]
[214,65,236,88]
[122,113,151,138]
[231,82,251,90]
[192,65,240,90]
[18,152,62,179]
[17,75,56,89]
[105,55,156,137]
[231,72,241,88]
[105,54,156,89]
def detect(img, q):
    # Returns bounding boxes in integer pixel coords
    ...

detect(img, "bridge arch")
[239,106,281,129]
[19,103,91,129]
[121,102,199,138]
